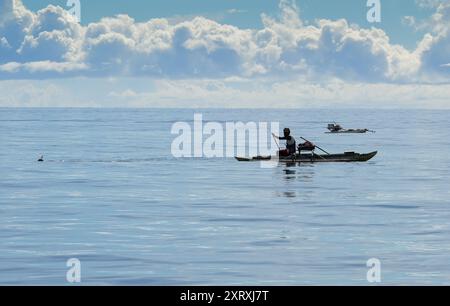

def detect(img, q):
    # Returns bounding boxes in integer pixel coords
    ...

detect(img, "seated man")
[273,128,296,157]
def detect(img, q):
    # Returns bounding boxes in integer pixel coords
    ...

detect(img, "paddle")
[300,137,330,155]
[272,133,281,150]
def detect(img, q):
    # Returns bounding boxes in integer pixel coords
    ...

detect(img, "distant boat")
[37,155,44,162]
[236,151,377,163]
[326,123,375,134]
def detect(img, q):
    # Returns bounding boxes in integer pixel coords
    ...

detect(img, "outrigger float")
[235,151,378,163]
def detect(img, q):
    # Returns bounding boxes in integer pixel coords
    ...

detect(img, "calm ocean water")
[0,108,449,285]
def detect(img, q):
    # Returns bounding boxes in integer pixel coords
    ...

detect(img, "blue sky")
[1,0,450,108]
[22,0,433,49]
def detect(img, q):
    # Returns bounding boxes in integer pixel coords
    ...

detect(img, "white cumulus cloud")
[0,0,449,88]
[414,1,450,78]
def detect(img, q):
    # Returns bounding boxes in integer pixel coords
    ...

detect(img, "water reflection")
[281,191,297,198]
[277,163,316,198]
[283,164,315,182]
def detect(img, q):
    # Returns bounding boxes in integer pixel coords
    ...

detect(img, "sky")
[20,0,435,49]
[1,0,450,108]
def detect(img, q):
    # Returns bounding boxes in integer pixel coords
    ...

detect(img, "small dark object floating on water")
[326,123,375,134]
[235,151,378,163]
[37,155,44,162]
